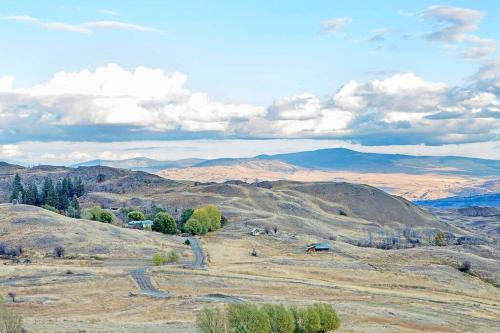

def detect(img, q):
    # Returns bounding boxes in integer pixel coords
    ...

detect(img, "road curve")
[131,268,172,298]
[187,237,205,269]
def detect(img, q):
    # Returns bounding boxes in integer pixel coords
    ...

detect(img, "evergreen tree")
[25,183,39,206]
[44,179,60,209]
[56,180,69,210]
[41,177,52,204]
[68,195,81,218]
[10,174,24,202]
[75,177,85,197]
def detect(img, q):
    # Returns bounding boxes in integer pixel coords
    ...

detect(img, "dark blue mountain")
[414,193,500,208]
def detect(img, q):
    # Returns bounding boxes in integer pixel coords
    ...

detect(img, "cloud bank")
[0,63,498,146]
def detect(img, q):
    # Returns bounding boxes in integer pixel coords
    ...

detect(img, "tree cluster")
[10,174,84,218]
[197,302,340,333]
[183,204,222,235]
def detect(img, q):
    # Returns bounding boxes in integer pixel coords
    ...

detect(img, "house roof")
[128,220,154,225]
[313,242,330,249]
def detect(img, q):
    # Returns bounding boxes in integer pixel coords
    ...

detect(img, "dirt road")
[186,236,205,269]
[130,267,172,298]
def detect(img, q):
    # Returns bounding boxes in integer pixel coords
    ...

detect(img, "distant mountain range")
[414,193,500,208]
[73,157,205,173]
[74,148,500,177]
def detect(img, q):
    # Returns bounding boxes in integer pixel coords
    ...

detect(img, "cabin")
[126,220,154,229]
[306,242,330,253]
[250,228,264,236]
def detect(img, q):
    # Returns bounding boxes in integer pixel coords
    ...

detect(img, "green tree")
[290,306,321,333]
[44,179,60,209]
[205,204,222,231]
[68,195,81,218]
[41,204,59,213]
[9,174,24,203]
[75,176,85,197]
[127,210,145,221]
[87,207,114,223]
[184,218,207,235]
[153,212,177,234]
[191,207,211,231]
[227,303,271,333]
[180,208,194,225]
[25,183,39,206]
[196,306,228,333]
[312,304,340,332]
[262,304,295,333]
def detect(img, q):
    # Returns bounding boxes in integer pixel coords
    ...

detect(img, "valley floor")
[2,231,499,333]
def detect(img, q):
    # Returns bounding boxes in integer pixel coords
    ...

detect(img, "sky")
[0,0,499,165]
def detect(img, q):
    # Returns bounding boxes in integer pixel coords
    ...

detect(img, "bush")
[290,305,321,333]
[0,297,23,333]
[459,261,472,273]
[41,204,58,213]
[312,303,341,332]
[185,218,207,235]
[166,250,180,263]
[152,253,167,266]
[227,303,271,333]
[54,245,65,258]
[196,306,227,333]
[262,304,294,333]
[434,231,445,246]
[153,212,177,234]
[87,207,114,223]
[184,239,191,245]
[127,210,145,221]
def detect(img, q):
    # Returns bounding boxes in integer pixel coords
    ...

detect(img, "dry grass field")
[156,160,499,200]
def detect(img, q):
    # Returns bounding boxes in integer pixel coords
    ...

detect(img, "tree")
[205,204,222,231]
[68,195,81,218]
[97,173,106,183]
[153,212,177,234]
[87,207,114,223]
[290,305,321,333]
[24,183,39,206]
[190,208,212,232]
[227,303,271,333]
[127,210,145,221]
[9,174,24,203]
[180,208,194,225]
[196,306,227,333]
[54,245,65,258]
[262,304,294,333]
[184,218,207,235]
[41,178,59,209]
[312,304,340,332]
[75,176,85,197]
[435,231,445,246]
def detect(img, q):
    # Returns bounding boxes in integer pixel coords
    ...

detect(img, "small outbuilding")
[306,242,330,253]
[127,220,154,229]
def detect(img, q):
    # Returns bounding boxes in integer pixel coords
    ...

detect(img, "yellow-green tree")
[205,204,222,231]
[190,207,211,231]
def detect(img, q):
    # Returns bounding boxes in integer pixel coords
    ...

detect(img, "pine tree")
[41,177,52,204]
[44,179,60,209]
[56,180,69,210]
[25,183,39,206]
[68,195,81,218]
[75,177,85,197]
[10,174,24,202]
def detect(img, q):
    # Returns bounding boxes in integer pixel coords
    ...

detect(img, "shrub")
[54,245,65,258]
[153,212,177,234]
[127,210,145,221]
[434,231,445,246]
[0,297,23,333]
[185,218,207,235]
[227,303,271,333]
[152,253,167,266]
[221,215,228,227]
[290,305,321,333]
[272,225,278,234]
[97,173,106,183]
[459,261,471,273]
[196,306,227,333]
[184,239,191,245]
[312,303,341,331]
[87,207,114,223]
[166,250,180,263]
[262,304,294,333]
[41,204,58,213]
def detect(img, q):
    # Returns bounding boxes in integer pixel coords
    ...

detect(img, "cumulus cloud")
[0,63,498,146]
[320,17,351,35]
[420,5,498,59]
[3,15,162,34]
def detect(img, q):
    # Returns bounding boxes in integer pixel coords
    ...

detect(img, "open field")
[156,160,499,200]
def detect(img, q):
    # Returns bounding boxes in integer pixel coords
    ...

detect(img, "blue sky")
[0,1,499,163]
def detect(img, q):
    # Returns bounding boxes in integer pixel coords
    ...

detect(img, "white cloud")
[0,64,498,146]
[3,15,162,34]
[320,17,351,35]
[0,75,14,91]
[0,145,23,158]
[420,5,498,59]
